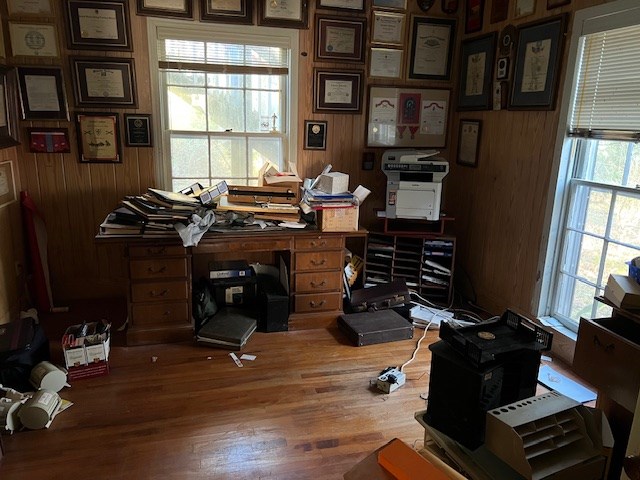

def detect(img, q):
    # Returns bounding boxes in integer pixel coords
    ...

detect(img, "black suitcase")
[349,279,411,313]
[338,309,413,346]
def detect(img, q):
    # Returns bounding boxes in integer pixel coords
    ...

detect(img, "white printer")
[382,149,449,221]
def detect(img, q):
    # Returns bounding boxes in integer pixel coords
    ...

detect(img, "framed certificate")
[313,69,363,114]
[457,119,481,167]
[136,0,193,18]
[7,0,52,15]
[8,22,59,58]
[71,57,137,108]
[76,112,122,163]
[64,0,132,51]
[304,120,327,150]
[0,67,20,150]
[316,16,366,63]
[124,114,153,147]
[408,16,456,80]
[457,33,496,111]
[257,0,308,29]
[370,48,403,79]
[17,66,69,120]
[316,0,365,11]
[0,161,17,208]
[372,12,406,46]
[201,0,253,24]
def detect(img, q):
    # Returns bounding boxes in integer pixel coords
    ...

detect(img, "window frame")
[146,17,299,189]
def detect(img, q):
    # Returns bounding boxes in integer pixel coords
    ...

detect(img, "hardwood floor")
[1,325,440,480]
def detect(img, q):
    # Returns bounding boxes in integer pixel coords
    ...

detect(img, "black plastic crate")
[439,309,552,367]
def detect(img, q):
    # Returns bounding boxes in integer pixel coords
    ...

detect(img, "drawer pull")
[310,258,327,266]
[593,335,615,352]
[310,241,327,248]
[310,280,327,288]
[309,300,326,308]
[149,289,169,298]
[146,247,166,255]
[147,266,167,274]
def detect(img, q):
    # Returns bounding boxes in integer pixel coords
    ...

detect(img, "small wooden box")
[318,206,358,232]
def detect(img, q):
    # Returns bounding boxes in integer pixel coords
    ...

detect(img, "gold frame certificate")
[77,113,121,163]
[8,23,58,57]
[7,0,52,15]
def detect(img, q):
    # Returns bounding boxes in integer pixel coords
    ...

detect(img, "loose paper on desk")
[353,185,371,204]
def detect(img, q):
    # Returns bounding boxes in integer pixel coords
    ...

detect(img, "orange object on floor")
[377,438,451,480]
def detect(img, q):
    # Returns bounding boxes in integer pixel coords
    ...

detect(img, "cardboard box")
[316,172,349,194]
[604,274,640,309]
[318,206,359,232]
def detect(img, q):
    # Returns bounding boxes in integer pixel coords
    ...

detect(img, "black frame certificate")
[304,120,327,150]
[65,0,132,51]
[124,114,152,147]
[76,112,122,163]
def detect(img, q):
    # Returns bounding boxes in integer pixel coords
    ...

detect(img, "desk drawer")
[295,251,343,271]
[573,316,640,412]
[131,301,190,327]
[196,238,291,254]
[130,258,188,280]
[294,292,342,313]
[131,280,189,303]
[129,245,186,258]
[295,271,343,293]
[295,236,343,250]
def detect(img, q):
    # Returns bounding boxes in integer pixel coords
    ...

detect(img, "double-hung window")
[148,20,298,191]
[541,0,640,331]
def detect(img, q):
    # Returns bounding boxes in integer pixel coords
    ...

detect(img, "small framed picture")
[27,128,71,153]
[316,0,365,12]
[316,16,366,63]
[137,0,193,18]
[71,57,137,108]
[370,48,403,79]
[0,161,17,208]
[313,69,363,114]
[304,120,327,150]
[514,0,536,18]
[17,66,69,121]
[0,67,21,150]
[64,0,132,51]
[408,16,456,80]
[201,0,252,24]
[457,119,481,167]
[257,0,308,29]
[8,22,59,58]
[465,0,485,34]
[76,112,122,163]
[372,0,407,9]
[457,32,497,111]
[124,114,153,147]
[372,11,406,46]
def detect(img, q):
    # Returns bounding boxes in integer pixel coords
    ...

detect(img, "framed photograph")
[64,0,132,51]
[124,114,152,147]
[257,0,308,29]
[547,0,570,8]
[8,0,52,15]
[316,16,366,63]
[372,0,407,9]
[408,17,455,81]
[457,120,481,167]
[27,128,71,153]
[0,161,17,209]
[465,0,485,33]
[372,11,406,46]
[304,120,327,150]
[76,113,121,163]
[201,0,252,24]
[137,0,193,18]
[509,15,567,110]
[313,69,363,114]
[17,67,68,121]
[316,0,364,11]
[71,57,137,108]
[457,33,496,111]
[0,67,21,150]
[514,0,536,18]
[441,0,459,13]
[370,48,403,79]
[8,22,59,58]
[490,0,509,23]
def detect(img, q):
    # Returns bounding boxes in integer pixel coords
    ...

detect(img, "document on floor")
[537,364,596,403]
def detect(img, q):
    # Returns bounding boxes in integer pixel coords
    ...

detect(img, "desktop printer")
[382,149,449,221]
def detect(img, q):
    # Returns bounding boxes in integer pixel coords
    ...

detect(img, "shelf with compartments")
[365,232,455,304]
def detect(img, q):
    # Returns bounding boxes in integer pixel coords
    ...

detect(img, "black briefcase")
[338,309,413,347]
[349,279,411,313]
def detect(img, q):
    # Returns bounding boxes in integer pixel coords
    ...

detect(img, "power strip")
[376,367,406,393]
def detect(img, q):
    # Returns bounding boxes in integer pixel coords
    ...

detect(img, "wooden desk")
[108,229,366,346]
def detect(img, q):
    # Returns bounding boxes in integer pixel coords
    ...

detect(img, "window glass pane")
[609,192,640,245]
[207,88,245,132]
[561,230,603,284]
[246,90,281,133]
[567,184,611,236]
[170,136,209,177]
[207,73,243,88]
[172,178,209,192]
[595,300,613,319]
[209,137,247,178]
[168,86,206,131]
[249,138,282,176]
[630,146,640,188]
[589,140,629,186]
[556,275,596,323]
[165,70,205,87]
[247,74,281,90]
[603,242,640,281]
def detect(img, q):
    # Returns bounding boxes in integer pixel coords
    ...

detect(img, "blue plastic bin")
[628,261,640,284]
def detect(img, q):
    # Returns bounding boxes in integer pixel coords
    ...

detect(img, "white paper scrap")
[229,352,243,367]
[353,185,371,204]
[240,354,256,361]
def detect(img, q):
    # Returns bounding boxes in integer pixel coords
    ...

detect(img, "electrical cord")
[400,306,451,373]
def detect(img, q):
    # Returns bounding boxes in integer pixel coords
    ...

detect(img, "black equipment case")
[338,309,413,346]
[349,279,411,313]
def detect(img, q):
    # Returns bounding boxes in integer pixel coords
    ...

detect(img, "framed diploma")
[408,16,456,81]
[313,69,363,114]
[372,11,406,47]
[304,120,327,150]
[457,119,481,167]
[8,22,59,58]
[0,67,20,150]
[27,128,72,154]
[370,48,403,79]
[457,33,496,111]
[0,161,17,208]
[124,114,153,147]
[71,57,137,108]
[64,0,132,51]
[76,112,122,163]
[137,0,193,18]
[316,0,364,11]
[17,67,69,121]
[257,0,308,29]
[316,16,366,63]
[372,0,407,9]
[7,0,53,15]
[201,0,253,24]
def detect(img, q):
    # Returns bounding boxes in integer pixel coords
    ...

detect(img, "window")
[148,20,298,191]
[540,0,640,331]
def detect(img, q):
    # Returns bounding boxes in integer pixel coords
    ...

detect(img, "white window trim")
[146,17,299,189]
[536,0,640,327]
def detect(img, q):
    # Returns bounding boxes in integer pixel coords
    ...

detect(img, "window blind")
[569,23,640,140]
